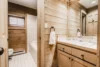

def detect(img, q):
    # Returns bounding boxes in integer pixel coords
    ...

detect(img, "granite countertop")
[57,38,97,54]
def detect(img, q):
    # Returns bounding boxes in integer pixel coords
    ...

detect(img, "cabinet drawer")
[84,52,97,65]
[72,48,97,65]
[58,44,71,54]
[72,48,85,59]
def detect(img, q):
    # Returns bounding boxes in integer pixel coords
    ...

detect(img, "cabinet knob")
[69,57,71,59]
[71,59,74,61]
[81,54,84,57]
[81,54,84,59]
[62,48,64,52]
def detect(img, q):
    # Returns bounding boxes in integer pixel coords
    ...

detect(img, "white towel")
[49,31,56,45]
[77,32,81,37]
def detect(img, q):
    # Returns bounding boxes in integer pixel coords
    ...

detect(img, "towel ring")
[50,26,55,32]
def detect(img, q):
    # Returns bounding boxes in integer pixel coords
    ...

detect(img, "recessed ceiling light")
[92,0,96,4]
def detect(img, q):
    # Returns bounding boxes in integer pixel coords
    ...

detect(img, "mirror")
[79,0,98,36]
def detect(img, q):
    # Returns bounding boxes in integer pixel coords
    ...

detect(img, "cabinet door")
[72,58,96,67]
[58,50,71,67]
[72,60,87,67]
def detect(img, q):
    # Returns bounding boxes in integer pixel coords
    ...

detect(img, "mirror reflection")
[79,0,98,36]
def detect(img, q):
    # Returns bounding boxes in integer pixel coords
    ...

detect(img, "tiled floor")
[9,53,37,67]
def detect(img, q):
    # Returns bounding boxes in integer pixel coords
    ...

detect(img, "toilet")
[8,49,14,59]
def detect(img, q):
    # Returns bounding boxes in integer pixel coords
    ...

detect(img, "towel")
[49,31,56,45]
[77,32,81,37]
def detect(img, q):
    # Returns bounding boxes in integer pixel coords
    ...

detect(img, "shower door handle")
[0,47,4,56]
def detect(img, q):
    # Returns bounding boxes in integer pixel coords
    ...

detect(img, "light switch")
[45,23,48,28]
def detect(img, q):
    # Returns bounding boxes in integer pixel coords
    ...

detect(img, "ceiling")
[8,0,37,9]
[79,0,98,9]
[8,0,98,9]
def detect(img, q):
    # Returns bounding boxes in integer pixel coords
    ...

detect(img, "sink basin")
[58,38,97,49]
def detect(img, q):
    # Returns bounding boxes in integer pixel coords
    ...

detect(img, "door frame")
[97,0,100,67]
[0,0,8,67]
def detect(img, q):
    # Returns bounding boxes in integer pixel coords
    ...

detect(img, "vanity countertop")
[57,39,97,54]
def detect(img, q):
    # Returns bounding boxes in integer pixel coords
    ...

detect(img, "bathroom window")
[8,15,25,28]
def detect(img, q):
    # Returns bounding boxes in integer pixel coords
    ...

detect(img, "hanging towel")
[49,31,56,45]
[77,32,81,37]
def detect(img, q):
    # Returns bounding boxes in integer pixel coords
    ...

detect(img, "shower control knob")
[0,47,4,55]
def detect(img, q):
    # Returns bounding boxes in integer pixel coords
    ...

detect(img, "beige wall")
[44,0,68,67]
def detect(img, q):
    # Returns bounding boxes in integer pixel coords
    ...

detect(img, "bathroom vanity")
[57,39,97,67]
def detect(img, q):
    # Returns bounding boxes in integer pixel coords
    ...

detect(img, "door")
[58,50,71,67]
[0,0,8,67]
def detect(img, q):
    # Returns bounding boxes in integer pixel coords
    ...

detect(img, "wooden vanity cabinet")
[57,44,96,67]
[58,50,94,67]
[58,50,71,67]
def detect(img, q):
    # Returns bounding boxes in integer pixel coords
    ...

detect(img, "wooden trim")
[8,27,26,30]
[8,15,25,19]
[0,0,8,67]
[87,6,98,12]
[5,48,8,67]
[97,0,100,67]
[25,14,27,53]
[37,0,45,67]
[8,2,37,16]
[0,57,1,67]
